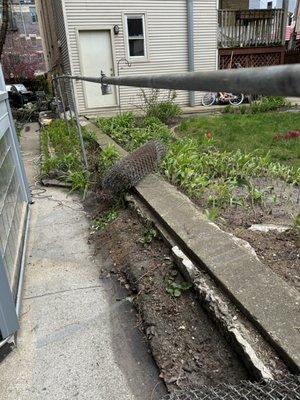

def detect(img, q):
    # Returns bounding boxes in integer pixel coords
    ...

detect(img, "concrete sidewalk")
[0,123,165,400]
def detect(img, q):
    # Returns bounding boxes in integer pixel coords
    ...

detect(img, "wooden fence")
[218,9,284,48]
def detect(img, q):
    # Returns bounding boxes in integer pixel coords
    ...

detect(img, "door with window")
[78,30,117,109]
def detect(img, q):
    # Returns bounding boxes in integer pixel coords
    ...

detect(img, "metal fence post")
[56,78,71,134]
[68,77,88,170]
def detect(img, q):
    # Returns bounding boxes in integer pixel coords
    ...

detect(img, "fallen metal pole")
[54,64,300,97]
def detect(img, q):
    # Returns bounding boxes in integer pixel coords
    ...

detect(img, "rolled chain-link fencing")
[162,375,300,400]
[102,140,166,193]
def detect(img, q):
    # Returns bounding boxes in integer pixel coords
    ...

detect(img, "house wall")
[60,0,218,115]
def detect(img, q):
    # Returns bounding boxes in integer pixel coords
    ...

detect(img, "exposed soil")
[193,177,300,291]
[227,228,300,290]
[84,185,249,392]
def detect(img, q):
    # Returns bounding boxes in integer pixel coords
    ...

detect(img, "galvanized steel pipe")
[54,64,300,97]
[187,0,195,107]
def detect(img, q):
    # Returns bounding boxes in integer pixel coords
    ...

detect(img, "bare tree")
[0,0,9,59]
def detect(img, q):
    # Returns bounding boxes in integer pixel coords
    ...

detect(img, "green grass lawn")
[179,112,300,168]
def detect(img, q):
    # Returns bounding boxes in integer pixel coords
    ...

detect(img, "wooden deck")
[218,9,284,48]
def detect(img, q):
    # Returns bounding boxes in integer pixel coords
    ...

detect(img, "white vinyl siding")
[194,0,218,104]
[61,0,218,115]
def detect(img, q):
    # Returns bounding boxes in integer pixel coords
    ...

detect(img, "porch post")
[282,0,290,45]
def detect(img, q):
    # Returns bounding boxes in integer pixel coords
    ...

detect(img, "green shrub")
[249,96,286,114]
[146,101,182,124]
[139,89,182,124]
[224,105,234,114]
[96,112,172,151]
[40,119,89,191]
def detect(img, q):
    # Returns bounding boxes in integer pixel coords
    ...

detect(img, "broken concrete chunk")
[249,224,290,233]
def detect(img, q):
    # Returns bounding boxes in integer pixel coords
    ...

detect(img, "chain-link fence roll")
[102,140,166,193]
[162,375,300,400]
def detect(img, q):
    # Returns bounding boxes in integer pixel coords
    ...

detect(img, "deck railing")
[218,9,284,48]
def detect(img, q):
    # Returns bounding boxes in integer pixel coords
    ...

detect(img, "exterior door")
[78,30,117,109]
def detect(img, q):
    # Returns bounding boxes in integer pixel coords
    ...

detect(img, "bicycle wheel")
[229,93,244,106]
[202,93,216,107]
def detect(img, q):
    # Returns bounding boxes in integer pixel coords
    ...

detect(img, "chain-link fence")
[163,375,300,400]
[102,140,166,193]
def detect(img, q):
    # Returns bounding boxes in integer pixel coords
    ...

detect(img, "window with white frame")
[125,14,147,59]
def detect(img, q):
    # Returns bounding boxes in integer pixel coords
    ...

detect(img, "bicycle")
[201,92,245,107]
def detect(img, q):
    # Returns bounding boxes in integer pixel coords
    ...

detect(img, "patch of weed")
[139,226,158,247]
[99,145,120,174]
[91,208,119,233]
[166,281,192,298]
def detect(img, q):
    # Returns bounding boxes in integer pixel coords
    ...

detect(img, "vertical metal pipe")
[68,78,88,170]
[281,0,290,44]
[57,78,71,134]
[187,0,195,107]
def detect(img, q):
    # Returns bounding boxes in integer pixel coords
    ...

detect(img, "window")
[29,6,37,23]
[125,14,147,59]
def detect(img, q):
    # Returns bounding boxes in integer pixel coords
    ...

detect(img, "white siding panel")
[194,0,218,104]
[62,0,218,115]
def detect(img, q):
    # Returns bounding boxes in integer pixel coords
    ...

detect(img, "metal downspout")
[187,0,195,107]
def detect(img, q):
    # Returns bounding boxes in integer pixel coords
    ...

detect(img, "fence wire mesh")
[163,375,300,400]
[102,140,166,193]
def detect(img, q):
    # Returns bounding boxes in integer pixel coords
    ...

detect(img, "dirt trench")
[84,187,249,391]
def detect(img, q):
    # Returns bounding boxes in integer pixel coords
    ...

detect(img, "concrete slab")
[85,122,300,373]
[0,123,165,400]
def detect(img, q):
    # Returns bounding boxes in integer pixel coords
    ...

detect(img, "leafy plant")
[69,170,88,192]
[40,119,89,192]
[139,227,158,247]
[166,281,192,298]
[98,145,120,173]
[96,111,172,151]
[249,96,286,114]
[91,208,119,232]
[138,89,182,124]
[204,207,220,222]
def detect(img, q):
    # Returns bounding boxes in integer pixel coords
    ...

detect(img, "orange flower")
[206,132,213,140]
